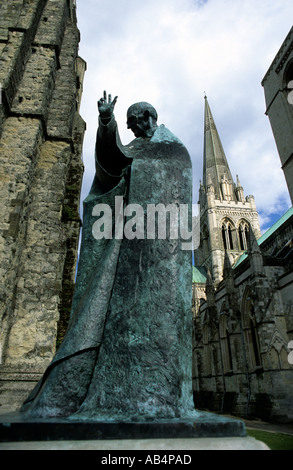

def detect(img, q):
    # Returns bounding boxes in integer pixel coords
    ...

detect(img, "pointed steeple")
[203,96,236,201]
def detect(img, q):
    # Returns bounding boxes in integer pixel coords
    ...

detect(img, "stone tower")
[0,0,86,411]
[194,97,261,285]
[192,95,293,422]
[262,27,293,204]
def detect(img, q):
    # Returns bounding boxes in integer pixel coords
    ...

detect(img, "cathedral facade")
[192,69,293,421]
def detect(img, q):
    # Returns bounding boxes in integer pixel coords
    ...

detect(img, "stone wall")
[0,0,86,412]
[192,215,293,422]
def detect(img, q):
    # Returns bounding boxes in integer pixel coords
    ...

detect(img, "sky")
[76,0,292,234]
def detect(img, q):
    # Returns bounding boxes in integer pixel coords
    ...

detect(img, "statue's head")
[127,102,158,138]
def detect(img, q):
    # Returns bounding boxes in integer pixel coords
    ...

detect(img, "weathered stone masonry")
[0,0,86,411]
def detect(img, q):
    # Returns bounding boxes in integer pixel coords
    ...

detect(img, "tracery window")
[221,220,234,250]
[238,221,249,251]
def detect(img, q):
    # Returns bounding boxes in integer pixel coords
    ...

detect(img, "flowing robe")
[21,116,195,421]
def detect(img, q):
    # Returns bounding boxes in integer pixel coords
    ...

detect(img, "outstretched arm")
[92,91,130,192]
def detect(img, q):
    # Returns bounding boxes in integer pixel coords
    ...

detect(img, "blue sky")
[76,0,292,234]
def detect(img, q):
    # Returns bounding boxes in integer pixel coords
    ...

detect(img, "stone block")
[11,46,57,118]
[34,0,68,51]
[47,23,80,139]
[0,1,23,41]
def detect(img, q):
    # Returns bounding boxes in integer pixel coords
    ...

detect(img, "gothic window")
[212,345,221,376]
[203,325,212,376]
[228,225,233,249]
[227,329,233,369]
[245,225,249,246]
[238,221,250,251]
[222,226,227,249]
[241,291,262,369]
[221,220,235,250]
[269,344,291,370]
[250,307,261,367]
[239,227,244,250]
[219,308,233,373]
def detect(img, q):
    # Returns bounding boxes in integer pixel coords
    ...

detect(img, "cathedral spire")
[203,96,236,201]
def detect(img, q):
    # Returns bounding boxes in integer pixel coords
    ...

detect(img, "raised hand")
[98,90,118,120]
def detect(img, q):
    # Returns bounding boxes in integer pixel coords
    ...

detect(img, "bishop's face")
[127,111,150,137]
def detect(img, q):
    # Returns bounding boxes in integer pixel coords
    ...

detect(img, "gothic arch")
[203,324,212,376]
[279,346,290,369]
[219,303,233,373]
[237,219,250,251]
[220,218,235,250]
[241,287,262,369]
[268,329,291,370]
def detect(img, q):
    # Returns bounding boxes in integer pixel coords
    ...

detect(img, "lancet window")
[219,305,233,373]
[238,221,250,251]
[241,289,262,369]
[221,220,234,250]
[203,324,212,376]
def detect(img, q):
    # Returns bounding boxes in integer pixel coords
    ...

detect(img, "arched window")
[269,343,291,370]
[203,324,212,376]
[238,221,250,251]
[219,307,233,373]
[245,225,249,246]
[250,307,261,367]
[222,226,227,249]
[221,220,235,250]
[228,225,233,249]
[226,329,233,370]
[238,227,244,250]
[241,290,262,369]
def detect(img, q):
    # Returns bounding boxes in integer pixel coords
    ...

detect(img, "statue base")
[0,410,246,442]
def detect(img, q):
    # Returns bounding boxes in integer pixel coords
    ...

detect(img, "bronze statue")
[21,92,195,421]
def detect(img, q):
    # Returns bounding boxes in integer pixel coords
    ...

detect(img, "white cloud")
[76,0,293,232]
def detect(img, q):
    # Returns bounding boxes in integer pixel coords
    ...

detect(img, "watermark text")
[92,197,199,251]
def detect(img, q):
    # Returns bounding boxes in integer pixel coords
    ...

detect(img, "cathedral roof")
[192,265,207,283]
